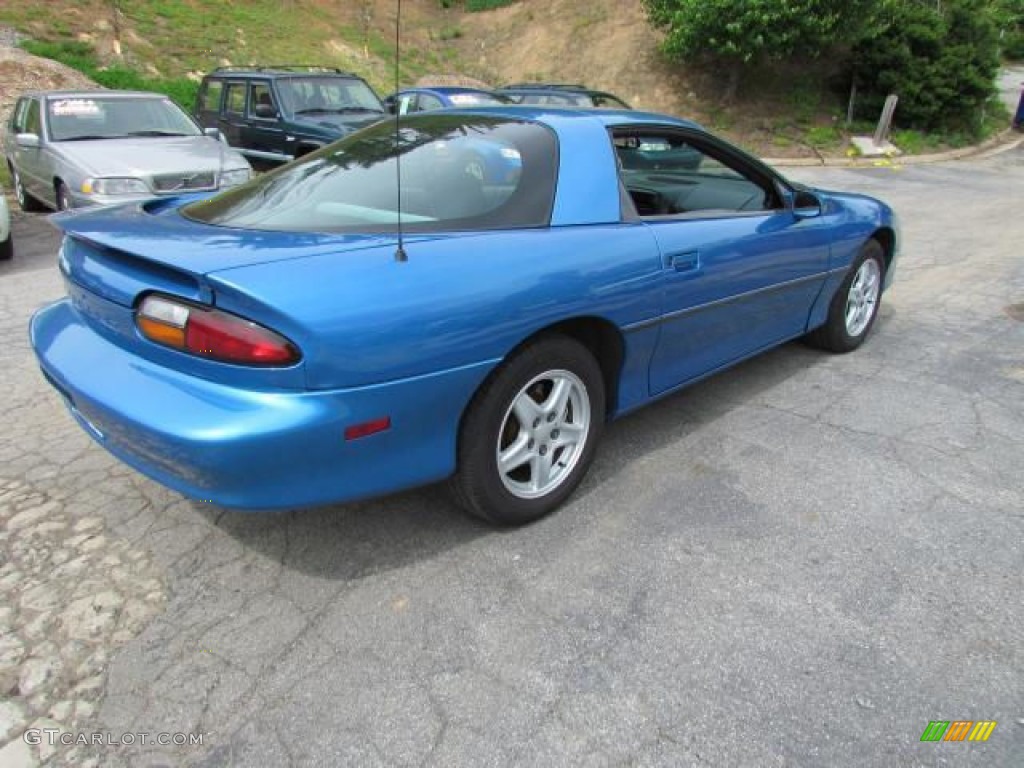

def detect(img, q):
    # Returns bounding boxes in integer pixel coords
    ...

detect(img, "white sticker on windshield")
[51,99,102,116]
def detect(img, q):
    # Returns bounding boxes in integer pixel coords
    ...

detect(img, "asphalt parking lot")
[1,147,1022,767]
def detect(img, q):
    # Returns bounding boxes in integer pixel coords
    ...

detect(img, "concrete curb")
[762,129,1024,169]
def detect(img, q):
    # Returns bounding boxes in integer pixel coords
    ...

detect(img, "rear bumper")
[30,298,495,510]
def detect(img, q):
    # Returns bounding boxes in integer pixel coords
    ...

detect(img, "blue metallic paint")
[30,109,898,510]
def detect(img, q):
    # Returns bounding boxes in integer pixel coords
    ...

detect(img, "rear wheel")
[0,232,11,261]
[807,239,885,353]
[11,165,45,212]
[452,336,605,526]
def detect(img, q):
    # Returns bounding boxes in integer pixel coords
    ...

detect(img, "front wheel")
[452,336,605,526]
[807,240,885,353]
[55,180,71,211]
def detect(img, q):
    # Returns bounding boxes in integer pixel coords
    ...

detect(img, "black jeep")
[194,66,386,167]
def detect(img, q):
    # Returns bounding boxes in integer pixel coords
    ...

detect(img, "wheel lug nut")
[539,446,547,456]
[551,429,559,439]
[527,439,535,449]
[547,413,556,422]
[532,418,541,429]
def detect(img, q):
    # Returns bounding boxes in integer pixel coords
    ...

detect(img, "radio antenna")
[394,0,408,262]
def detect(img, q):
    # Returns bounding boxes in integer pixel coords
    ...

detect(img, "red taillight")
[137,294,299,366]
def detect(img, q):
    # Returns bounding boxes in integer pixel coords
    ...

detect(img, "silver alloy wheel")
[13,169,26,207]
[845,258,881,337]
[496,369,591,500]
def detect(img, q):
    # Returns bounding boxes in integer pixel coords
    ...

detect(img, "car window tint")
[184,115,556,234]
[249,82,275,116]
[46,97,200,141]
[613,131,779,217]
[275,77,383,114]
[417,93,444,111]
[25,100,42,135]
[224,83,246,114]
[200,81,223,112]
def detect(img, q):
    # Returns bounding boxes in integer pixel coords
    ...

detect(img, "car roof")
[24,90,171,100]
[393,86,500,96]
[203,67,364,80]
[425,105,702,132]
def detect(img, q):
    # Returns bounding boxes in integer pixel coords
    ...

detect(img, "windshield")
[47,97,200,141]
[276,77,384,115]
[183,114,557,234]
[447,92,509,107]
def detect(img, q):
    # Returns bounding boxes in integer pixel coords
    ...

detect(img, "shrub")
[846,0,999,136]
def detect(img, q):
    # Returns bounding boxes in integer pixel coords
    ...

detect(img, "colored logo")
[920,721,997,742]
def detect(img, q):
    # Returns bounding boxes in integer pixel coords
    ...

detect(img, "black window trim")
[247,80,277,121]
[223,81,248,116]
[610,124,795,223]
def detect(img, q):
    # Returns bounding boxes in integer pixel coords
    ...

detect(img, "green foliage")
[464,0,517,10]
[848,0,1000,136]
[20,40,198,111]
[642,0,879,66]
[994,0,1024,59]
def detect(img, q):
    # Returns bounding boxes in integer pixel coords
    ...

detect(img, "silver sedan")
[4,90,251,211]
[0,187,10,260]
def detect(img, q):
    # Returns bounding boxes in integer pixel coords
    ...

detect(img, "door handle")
[669,251,700,272]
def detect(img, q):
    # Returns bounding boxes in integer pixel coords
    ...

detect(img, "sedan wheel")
[807,239,886,353]
[453,336,605,525]
[11,166,45,212]
[55,181,71,212]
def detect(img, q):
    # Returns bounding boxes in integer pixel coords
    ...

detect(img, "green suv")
[194,66,386,167]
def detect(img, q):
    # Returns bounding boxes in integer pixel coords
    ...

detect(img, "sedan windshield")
[184,114,557,233]
[276,77,384,115]
[47,97,201,141]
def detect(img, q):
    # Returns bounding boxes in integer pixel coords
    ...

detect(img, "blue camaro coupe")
[30,108,898,525]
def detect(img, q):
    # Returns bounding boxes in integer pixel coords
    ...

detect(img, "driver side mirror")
[15,132,40,149]
[793,189,822,219]
[253,103,278,119]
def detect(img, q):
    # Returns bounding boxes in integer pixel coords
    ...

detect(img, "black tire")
[452,335,605,526]
[10,165,45,212]
[0,233,11,261]
[806,239,886,353]
[55,180,71,212]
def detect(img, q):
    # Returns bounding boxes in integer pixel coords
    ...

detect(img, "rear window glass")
[183,114,558,234]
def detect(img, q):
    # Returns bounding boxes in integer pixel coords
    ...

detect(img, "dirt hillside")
[0,43,99,129]
[451,0,694,115]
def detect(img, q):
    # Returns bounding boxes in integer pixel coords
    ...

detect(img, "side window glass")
[613,131,778,217]
[12,99,25,132]
[249,83,276,118]
[25,100,42,135]
[200,81,223,112]
[224,83,246,115]
[417,94,443,111]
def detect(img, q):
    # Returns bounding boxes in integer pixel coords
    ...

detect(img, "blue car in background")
[30,108,898,526]
[383,88,521,184]
[382,86,512,115]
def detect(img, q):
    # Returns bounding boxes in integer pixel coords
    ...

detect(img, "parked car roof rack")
[210,65,356,75]
[500,83,589,90]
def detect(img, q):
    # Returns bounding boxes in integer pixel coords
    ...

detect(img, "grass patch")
[20,40,198,110]
[465,0,518,11]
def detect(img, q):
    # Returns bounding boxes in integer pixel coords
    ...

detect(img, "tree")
[848,0,1000,135]
[642,0,881,101]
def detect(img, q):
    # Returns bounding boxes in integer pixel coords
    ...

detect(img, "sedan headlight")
[219,168,251,188]
[81,177,150,196]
